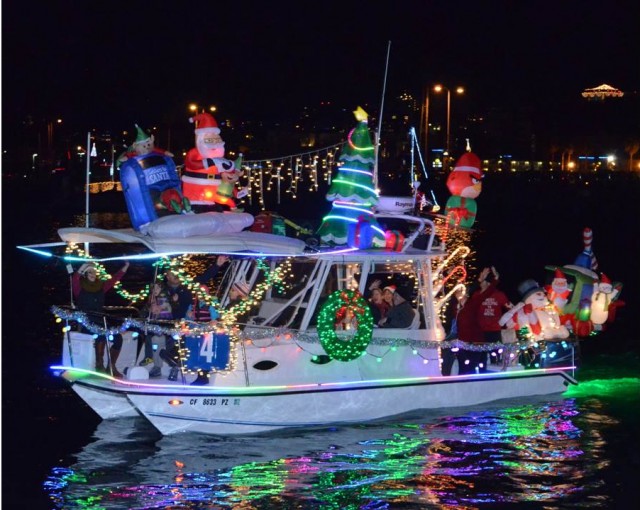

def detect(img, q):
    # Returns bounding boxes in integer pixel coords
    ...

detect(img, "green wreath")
[317,289,374,361]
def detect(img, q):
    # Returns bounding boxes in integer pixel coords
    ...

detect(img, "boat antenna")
[66,263,76,308]
[373,40,392,189]
[410,127,440,210]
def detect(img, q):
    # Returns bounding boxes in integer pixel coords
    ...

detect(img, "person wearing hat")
[476,266,513,343]
[455,268,505,375]
[72,261,130,376]
[379,284,415,328]
[366,279,390,324]
[228,280,250,305]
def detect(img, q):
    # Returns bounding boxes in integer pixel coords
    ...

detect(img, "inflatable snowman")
[499,279,570,342]
[590,273,614,325]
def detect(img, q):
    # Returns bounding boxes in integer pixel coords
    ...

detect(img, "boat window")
[270,259,316,300]
[252,360,278,371]
[319,263,362,297]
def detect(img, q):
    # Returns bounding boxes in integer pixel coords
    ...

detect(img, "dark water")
[3,172,640,508]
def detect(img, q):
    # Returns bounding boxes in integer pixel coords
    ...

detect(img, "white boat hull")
[72,383,140,419]
[121,368,575,435]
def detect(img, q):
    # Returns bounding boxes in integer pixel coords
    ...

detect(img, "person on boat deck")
[154,259,228,371]
[366,279,390,324]
[187,284,220,322]
[197,255,230,288]
[72,261,129,377]
[227,280,250,307]
[165,269,194,320]
[456,268,498,374]
[164,255,229,320]
[139,282,174,377]
[476,266,513,362]
[378,285,415,328]
[441,285,467,376]
[155,269,194,372]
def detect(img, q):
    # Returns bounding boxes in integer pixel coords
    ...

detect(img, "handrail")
[374,213,436,252]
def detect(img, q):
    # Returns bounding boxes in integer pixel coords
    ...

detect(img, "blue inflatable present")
[120,153,183,230]
[347,216,374,249]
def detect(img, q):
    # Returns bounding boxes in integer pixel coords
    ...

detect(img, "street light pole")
[421,86,431,171]
[434,85,464,169]
[445,88,451,154]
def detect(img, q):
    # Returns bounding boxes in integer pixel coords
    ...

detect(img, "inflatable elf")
[117,124,174,167]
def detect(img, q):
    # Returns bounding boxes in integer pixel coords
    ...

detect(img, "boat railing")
[252,274,320,328]
[373,213,436,252]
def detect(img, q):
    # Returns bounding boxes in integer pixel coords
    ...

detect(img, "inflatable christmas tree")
[317,107,386,247]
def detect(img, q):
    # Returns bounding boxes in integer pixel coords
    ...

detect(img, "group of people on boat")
[366,280,417,329]
[71,254,250,382]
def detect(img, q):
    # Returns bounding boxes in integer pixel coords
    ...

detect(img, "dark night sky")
[2,0,638,132]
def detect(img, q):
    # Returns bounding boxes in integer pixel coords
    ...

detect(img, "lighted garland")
[51,305,225,337]
[220,257,292,328]
[64,243,151,304]
[317,289,373,361]
[52,305,576,371]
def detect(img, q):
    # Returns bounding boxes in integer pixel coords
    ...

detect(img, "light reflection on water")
[43,389,638,509]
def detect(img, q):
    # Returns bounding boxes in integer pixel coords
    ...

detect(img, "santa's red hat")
[554,268,566,279]
[189,112,220,135]
[452,152,483,179]
[600,273,611,285]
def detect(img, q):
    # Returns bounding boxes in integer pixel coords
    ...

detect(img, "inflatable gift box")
[347,217,375,249]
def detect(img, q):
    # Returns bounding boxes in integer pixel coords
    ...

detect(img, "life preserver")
[317,290,373,361]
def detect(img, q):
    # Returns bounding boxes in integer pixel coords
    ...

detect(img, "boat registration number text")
[189,398,241,406]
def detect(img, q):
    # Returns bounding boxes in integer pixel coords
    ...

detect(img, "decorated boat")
[21,213,580,436]
[18,108,623,437]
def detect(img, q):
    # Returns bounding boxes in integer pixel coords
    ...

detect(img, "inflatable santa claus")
[181,112,246,210]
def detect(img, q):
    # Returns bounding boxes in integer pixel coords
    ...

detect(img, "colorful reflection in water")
[43,382,639,509]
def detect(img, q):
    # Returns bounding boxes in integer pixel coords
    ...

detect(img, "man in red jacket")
[457,267,510,374]
[477,266,513,342]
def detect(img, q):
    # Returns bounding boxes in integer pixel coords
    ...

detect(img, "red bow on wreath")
[335,290,365,323]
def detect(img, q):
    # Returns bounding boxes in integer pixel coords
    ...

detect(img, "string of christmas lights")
[242,143,342,207]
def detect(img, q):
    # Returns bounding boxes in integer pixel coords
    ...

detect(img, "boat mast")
[85,131,91,255]
[373,40,391,190]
